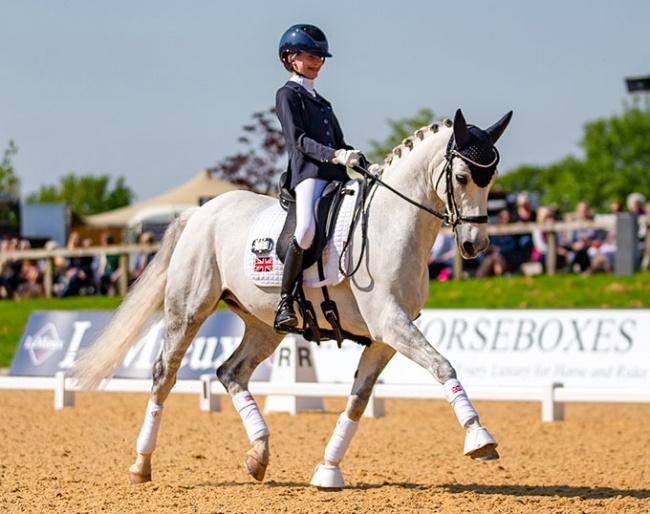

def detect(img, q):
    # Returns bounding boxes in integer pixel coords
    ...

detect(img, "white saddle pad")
[245,180,361,288]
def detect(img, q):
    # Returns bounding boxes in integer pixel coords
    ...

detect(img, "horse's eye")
[456,174,469,185]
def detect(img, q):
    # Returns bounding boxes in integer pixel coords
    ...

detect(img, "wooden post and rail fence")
[1,215,648,298]
[0,243,160,298]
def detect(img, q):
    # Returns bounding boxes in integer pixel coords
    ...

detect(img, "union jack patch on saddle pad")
[254,256,274,273]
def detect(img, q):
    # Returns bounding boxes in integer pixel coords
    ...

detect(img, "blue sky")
[2,1,649,202]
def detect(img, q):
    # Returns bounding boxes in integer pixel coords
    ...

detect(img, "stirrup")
[274,296,299,331]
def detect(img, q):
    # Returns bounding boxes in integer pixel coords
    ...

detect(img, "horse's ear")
[485,110,513,145]
[453,109,471,148]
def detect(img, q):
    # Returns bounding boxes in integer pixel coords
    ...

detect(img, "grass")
[0,296,123,368]
[1,273,649,367]
[424,272,650,309]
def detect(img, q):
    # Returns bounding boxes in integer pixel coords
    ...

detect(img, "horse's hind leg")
[216,311,284,482]
[129,268,220,484]
[311,342,396,490]
[128,314,207,484]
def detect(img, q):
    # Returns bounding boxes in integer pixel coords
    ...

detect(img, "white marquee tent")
[85,170,241,227]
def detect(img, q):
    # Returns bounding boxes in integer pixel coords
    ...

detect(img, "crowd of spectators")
[0,231,157,300]
[1,191,648,298]
[428,191,649,280]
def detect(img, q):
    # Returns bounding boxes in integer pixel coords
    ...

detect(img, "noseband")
[355,134,498,229]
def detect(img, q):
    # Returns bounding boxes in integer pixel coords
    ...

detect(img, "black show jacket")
[275,81,352,191]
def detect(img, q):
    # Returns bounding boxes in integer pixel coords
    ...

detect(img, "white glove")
[332,149,361,167]
[367,163,383,175]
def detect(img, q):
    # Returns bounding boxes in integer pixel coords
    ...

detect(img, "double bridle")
[354,135,499,229]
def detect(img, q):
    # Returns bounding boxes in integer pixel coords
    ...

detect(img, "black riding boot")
[275,237,304,329]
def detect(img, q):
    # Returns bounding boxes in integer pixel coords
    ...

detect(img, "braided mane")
[383,118,453,168]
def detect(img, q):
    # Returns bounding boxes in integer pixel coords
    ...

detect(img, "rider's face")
[289,52,324,80]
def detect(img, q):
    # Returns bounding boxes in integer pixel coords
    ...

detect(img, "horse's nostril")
[462,241,475,255]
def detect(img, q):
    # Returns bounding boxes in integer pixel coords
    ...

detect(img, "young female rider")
[274,24,365,330]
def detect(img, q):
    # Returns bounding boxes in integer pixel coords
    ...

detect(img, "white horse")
[73,108,512,489]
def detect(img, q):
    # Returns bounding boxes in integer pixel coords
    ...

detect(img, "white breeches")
[293,178,328,250]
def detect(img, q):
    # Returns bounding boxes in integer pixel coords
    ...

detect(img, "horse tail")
[72,207,200,390]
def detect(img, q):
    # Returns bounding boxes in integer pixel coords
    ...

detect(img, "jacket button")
[326,131,331,136]
[323,119,329,124]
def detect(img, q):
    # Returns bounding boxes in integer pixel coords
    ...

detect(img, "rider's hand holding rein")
[333,149,362,167]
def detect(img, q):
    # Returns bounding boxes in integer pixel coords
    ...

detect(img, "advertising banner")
[9,310,271,380]
[9,309,650,389]
[313,309,650,389]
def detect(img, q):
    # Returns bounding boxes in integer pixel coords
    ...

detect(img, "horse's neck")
[379,129,448,226]
[381,128,449,210]
[371,133,448,262]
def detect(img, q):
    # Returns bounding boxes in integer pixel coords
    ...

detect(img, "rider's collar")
[290,75,317,97]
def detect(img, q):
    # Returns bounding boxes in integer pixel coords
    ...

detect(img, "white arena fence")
[1,309,649,422]
[1,372,649,422]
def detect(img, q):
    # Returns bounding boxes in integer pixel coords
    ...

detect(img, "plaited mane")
[382,118,498,189]
[383,119,453,168]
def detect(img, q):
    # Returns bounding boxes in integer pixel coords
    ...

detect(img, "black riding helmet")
[279,24,332,72]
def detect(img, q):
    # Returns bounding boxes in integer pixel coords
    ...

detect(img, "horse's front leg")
[311,342,396,490]
[382,305,499,461]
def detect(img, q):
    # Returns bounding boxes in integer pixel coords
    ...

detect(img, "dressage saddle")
[274,173,370,348]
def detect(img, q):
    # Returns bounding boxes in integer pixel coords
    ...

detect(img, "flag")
[254,256,274,273]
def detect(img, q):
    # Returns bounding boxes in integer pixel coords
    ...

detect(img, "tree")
[0,140,20,197]
[366,108,437,163]
[25,174,134,216]
[208,108,286,195]
[498,101,650,211]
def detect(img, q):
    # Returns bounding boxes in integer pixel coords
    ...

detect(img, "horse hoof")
[129,472,152,484]
[244,452,268,482]
[471,447,500,461]
[310,463,345,491]
[464,427,499,461]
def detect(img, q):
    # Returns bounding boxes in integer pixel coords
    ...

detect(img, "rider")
[274,24,365,330]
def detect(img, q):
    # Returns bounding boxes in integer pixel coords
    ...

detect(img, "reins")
[352,135,495,228]
[340,135,497,277]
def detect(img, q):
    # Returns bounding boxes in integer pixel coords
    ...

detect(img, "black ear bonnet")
[450,126,500,188]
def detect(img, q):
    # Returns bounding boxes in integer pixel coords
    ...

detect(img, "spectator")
[14,258,44,299]
[513,191,537,223]
[428,233,455,281]
[41,240,67,285]
[564,201,605,273]
[511,192,535,265]
[0,238,24,298]
[130,231,156,284]
[476,209,532,277]
[98,232,122,295]
[626,192,647,248]
[626,192,646,217]
[609,200,623,215]
[531,206,568,272]
[58,231,95,297]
